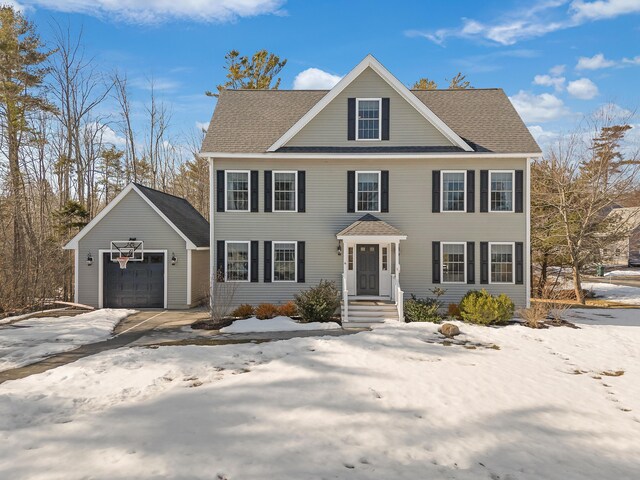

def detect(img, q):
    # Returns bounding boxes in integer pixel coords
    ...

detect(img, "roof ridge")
[133,182,191,204]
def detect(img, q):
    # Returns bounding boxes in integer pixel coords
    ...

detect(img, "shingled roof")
[202,88,540,155]
[134,183,210,248]
[337,214,405,237]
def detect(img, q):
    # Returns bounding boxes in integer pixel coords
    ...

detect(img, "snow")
[220,315,341,333]
[0,309,133,371]
[1,309,639,479]
[582,282,640,305]
[604,269,640,277]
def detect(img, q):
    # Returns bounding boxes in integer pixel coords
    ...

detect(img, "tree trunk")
[572,262,585,304]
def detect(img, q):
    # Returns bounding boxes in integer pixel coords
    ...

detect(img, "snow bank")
[220,315,341,333]
[604,269,640,277]
[0,310,639,479]
[582,282,640,305]
[0,309,133,371]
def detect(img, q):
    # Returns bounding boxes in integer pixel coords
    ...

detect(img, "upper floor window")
[490,242,514,284]
[442,242,466,283]
[356,98,381,140]
[226,170,250,212]
[273,171,297,212]
[442,171,466,212]
[490,171,514,212]
[273,241,297,282]
[226,241,250,282]
[356,171,380,212]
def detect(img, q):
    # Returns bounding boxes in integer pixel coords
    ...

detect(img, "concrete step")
[342,310,398,319]
[347,304,397,311]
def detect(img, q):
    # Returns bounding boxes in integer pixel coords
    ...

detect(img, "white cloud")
[622,55,640,65]
[407,0,640,46]
[99,125,126,147]
[509,91,570,123]
[549,64,566,76]
[19,0,286,24]
[528,125,561,146]
[576,53,616,69]
[533,74,566,91]
[195,121,209,132]
[293,68,342,90]
[567,77,599,99]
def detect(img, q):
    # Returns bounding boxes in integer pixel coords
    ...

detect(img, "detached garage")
[64,183,210,309]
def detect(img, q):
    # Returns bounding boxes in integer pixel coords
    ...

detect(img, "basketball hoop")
[117,256,130,269]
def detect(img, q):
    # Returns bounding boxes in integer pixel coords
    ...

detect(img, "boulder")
[439,323,460,338]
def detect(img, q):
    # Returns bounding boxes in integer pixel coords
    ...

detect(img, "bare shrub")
[517,303,550,329]
[210,271,238,323]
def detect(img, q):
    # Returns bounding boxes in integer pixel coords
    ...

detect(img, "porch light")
[86,252,94,266]
[337,242,342,256]
[171,253,177,265]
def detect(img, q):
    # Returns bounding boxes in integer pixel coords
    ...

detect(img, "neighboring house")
[64,183,210,309]
[602,206,640,266]
[200,55,541,324]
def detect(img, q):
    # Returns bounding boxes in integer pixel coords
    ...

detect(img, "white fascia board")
[267,54,473,153]
[201,151,542,160]
[337,234,407,242]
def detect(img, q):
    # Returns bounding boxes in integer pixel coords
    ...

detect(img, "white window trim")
[441,170,467,213]
[272,170,298,212]
[355,98,382,141]
[225,170,251,213]
[355,170,381,213]
[225,241,251,283]
[489,241,516,285]
[489,170,515,213]
[272,241,297,283]
[441,241,467,284]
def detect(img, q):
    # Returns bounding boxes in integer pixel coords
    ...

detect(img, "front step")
[342,300,400,326]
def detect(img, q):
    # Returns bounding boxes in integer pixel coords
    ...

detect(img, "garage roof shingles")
[202,88,540,155]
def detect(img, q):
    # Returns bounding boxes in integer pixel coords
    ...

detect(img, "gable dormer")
[269,55,473,152]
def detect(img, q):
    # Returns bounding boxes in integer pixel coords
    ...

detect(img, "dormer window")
[356,98,381,140]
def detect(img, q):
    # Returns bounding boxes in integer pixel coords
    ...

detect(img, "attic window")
[356,98,381,140]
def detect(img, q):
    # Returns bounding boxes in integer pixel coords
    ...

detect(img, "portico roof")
[337,214,406,239]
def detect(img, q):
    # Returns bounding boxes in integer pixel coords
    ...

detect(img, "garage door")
[104,253,165,308]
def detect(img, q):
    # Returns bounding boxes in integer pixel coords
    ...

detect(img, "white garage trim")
[187,249,192,306]
[74,249,79,304]
[98,249,168,309]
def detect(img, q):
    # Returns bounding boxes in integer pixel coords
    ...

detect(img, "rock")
[439,323,460,338]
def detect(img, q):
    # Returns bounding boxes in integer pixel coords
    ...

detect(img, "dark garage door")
[104,253,165,308]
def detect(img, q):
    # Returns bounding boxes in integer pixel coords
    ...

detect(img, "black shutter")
[381,170,389,212]
[250,241,259,283]
[347,171,355,212]
[515,242,524,285]
[264,241,272,283]
[467,170,475,213]
[432,170,441,213]
[381,98,390,140]
[297,241,305,283]
[216,240,225,281]
[467,242,475,284]
[480,242,489,284]
[298,171,306,212]
[264,170,272,213]
[347,98,356,141]
[480,170,489,213]
[216,170,225,212]
[432,241,441,284]
[250,170,259,212]
[515,170,524,213]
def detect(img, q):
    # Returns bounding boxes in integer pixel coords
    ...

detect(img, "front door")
[357,244,379,295]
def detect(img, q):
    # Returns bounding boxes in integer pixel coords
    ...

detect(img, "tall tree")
[447,72,471,89]
[206,49,287,97]
[412,78,438,90]
[0,6,55,304]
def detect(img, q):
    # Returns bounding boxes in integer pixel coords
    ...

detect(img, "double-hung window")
[356,98,381,140]
[442,242,466,283]
[226,241,250,282]
[273,242,297,282]
[356,171,380,212]
[226,171,250,212]
[442,171,466,212]
[490,242,514,283]
[490,171,514,212]
[273,171,297,212]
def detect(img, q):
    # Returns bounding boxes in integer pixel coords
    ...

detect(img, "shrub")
[447,303,461,320]
[278,301,298,318]
[294,280,341,323]
[231,304,254,319]
[404,294,442,323]
[517,303,549,329]
[459,290,515,326]
[255,303,279,320]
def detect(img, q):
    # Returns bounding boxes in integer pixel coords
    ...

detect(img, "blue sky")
[14,0,640,150]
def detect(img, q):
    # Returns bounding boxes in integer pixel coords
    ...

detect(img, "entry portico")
[337,214,407,323]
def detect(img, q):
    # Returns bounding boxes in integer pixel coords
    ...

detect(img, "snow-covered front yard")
[0,309,133,371]
[1,308,639,479]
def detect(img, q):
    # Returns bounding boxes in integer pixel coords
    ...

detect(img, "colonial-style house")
[200,55,541,325]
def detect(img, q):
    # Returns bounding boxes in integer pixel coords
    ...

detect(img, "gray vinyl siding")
[191,249,210,305]
[77,190,189,309]
[286,67,453,148]
[213,157,529,308]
